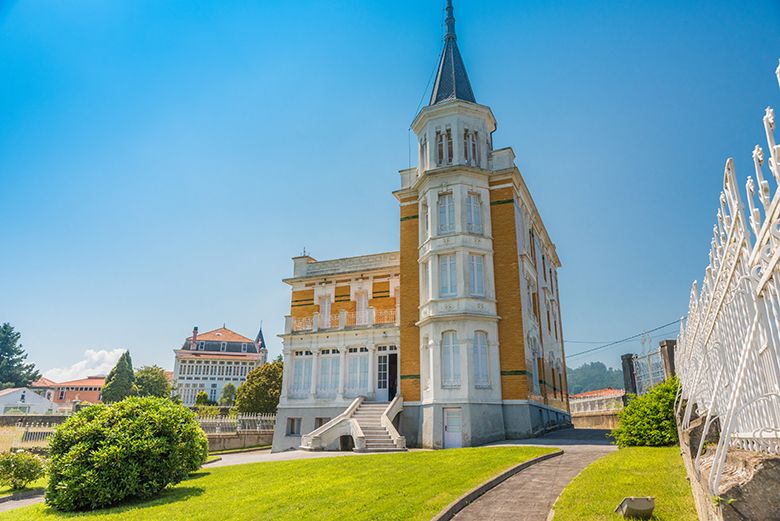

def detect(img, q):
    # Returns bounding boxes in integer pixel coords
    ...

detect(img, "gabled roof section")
[429,0,476,106]
[187,327,255,344]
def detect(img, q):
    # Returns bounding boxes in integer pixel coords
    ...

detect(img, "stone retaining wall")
[207,431,273,452]
[571,411,619,430]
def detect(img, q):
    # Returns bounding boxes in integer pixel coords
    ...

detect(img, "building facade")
[173,326,268,405]
[0,387,57,414]
[273,0,569,452]
[32,376,105,411]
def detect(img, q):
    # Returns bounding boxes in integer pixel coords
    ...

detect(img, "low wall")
[0,415,69,427]
[207,431,273,452]
[571,411,620,430]
[677,407,780,521]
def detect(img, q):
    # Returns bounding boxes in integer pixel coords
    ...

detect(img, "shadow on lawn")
[40,473,210,518]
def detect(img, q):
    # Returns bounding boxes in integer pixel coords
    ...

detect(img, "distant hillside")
[566,361,624,395]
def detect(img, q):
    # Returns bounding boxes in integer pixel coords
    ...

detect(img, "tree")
[235,359,282,413]
[195,391,209,406]
[135,365,170,398]
[0,323,40,389]
[566,361,624,395]
[219,383,236,406]
[101,351,135,403]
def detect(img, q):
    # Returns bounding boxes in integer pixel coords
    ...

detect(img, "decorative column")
[310,351,319,398]
[337,348,347,400]
[367,343,376,399]
[280,349,292,401]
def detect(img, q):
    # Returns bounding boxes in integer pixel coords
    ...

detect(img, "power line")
[566,317,685,360]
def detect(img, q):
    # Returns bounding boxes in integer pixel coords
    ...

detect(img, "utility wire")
[566,317,686,360]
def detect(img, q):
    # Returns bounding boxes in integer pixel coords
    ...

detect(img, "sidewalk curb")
[0,489,45,505]
[431,449,565,521]
[202,456,223,466]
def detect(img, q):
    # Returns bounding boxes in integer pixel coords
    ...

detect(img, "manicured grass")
[552,446,697,521]
[0,477,47,498]
[0,446,554,520]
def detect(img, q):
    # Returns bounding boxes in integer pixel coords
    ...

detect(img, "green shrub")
[612,377,679,447]
[0,450,46,489]
[45,396,208,511]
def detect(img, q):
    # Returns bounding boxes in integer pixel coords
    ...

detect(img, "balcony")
[284,308,398,334]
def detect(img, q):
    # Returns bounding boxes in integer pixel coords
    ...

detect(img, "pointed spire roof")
[429,0,476,106]
[255,327,267,350]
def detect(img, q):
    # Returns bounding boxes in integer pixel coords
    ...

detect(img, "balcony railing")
[285,308,398,333]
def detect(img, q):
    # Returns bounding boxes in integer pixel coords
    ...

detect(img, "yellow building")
[273,0,569,452]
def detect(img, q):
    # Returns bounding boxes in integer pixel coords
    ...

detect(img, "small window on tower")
[436,130,444,165]
[446,127,453,164]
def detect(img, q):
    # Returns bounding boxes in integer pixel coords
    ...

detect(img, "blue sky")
[2,0,779,379]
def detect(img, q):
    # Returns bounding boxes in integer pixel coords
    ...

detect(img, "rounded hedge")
[612,376,679,447]
[45,396,208,511]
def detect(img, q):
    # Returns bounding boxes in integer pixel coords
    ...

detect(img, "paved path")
[0,495,44,513]
[452,428,616,521]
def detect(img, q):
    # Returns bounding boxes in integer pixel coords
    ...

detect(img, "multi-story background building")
[173,326,267,405]
[273,0,569,452]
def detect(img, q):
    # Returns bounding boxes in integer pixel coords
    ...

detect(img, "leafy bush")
[0,450,45,489]
[45,396,208,511]
[195,391,210,405]
[612,377,679,447]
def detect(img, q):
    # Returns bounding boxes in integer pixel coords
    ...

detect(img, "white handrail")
[381,395,405,449]
[300,396,366,451]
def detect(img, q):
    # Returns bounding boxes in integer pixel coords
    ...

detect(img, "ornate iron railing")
[677,60,780,494]
[197,413,276,434]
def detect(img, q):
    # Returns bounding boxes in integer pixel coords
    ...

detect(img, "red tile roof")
[570,387,625,400]
[55,377,106,388]
[187,327,254,344]
[31,377,57,388]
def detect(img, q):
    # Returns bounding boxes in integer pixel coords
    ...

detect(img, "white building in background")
[0,388,57,414]
[173,326,268,405]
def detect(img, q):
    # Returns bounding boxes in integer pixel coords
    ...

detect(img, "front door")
[376,354,389,402]
[444,408,463,448]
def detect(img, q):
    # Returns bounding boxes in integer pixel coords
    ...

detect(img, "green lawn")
[0,477,47,498]
[552,446,697,521]
[0,446,555,520]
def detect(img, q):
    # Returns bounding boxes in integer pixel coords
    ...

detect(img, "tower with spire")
[394,0,569,448]
[272,1,570,453]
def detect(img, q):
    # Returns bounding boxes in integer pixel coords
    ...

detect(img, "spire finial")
[445,0,456,41]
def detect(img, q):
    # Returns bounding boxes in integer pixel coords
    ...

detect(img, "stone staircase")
[352,402,407,452]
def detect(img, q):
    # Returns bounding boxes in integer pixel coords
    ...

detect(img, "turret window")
[438,193,455,233]
[473,331,489,387]
[464,129,479,166]
[466,193,482,234]
[469,254,485,296]
[441,331,461,388]
[436,127,454,166]
[439,254,457,297]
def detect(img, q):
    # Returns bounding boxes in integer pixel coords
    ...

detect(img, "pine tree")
[101,351,135,403]
[0,323,40,389]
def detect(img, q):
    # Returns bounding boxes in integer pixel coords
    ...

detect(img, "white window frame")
[466,193,483,234]
[439,254,457,297]
[473,331,490,387]
[469,254,485,297]
[441,331,461,388]
[437,192,455,234]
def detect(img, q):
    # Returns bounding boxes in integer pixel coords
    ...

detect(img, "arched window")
[473,331,489,387]
[441,331,461,387]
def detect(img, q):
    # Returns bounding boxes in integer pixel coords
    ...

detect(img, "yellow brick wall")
[290,289,317,318]
[399,199,421,399]
[489,186,529,400]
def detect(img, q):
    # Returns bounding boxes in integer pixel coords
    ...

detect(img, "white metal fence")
[197,413,275,434]
[634,350,667,396]
[677,61,780,494]
[0,423,57,452]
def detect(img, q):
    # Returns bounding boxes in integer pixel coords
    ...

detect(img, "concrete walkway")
[0,495,44,513]
[452,428,616,521]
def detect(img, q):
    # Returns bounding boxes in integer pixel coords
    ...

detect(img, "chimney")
[191,326,199,350]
